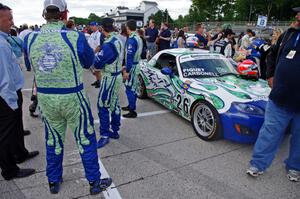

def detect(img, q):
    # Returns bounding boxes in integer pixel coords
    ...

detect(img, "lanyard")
[294,33,300,47]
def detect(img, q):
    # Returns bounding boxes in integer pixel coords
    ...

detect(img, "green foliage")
[70,13,102,25]
[174,0,300,25]
[148,9,174,28]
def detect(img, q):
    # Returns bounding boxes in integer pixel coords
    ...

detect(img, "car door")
[146,53,177,109]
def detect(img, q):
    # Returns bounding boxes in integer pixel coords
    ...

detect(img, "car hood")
[185,75,271,113]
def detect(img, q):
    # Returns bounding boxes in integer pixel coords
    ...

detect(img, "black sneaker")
[121,106,130,111]
[95,81,101,88]
[123,111,137,118]
[91,80,99,86]
[49,181,61,194]
[89,178,113,195]
[23,130,31,136]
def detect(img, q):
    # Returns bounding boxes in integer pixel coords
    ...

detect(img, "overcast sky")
[2,0,192,26]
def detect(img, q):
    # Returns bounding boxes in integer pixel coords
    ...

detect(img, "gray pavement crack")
[101,135,196,160]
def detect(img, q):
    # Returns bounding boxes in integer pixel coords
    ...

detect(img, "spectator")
[0,3,36,181]
[195,23,211,49]
[137,28,147,59]
[117,24,128,65]
[213,29,235,58]
[145,19,159,58]
[176,29,186,48]
[7,28,23,65]
[158,22,171,51]
[18,23,32,41]
[247,7,300,182]
[240,29,254,50]
[66,19,75,30]
[88,21,102,88]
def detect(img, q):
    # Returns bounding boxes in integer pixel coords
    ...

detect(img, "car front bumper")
[220,100,267,144]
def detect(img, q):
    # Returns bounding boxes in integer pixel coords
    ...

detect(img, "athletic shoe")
[49,181,61,194]
[121,106,130,111]
[91,80,99,86]
[89,178,113,195]
[97,137,109,148]
[246,166,264,177]
[287,169,300,182]
[122,111,137,118]
[108,132,120,139]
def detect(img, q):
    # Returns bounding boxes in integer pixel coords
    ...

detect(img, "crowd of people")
[0,0,300,196]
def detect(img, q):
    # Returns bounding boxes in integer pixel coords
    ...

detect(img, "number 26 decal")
[176,94,189,114]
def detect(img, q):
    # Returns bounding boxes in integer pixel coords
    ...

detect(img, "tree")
[148,9,173,28]
[70,13,102,25]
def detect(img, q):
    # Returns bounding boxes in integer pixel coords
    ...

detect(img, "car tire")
[191,100,222,141]
[137,75,147,99]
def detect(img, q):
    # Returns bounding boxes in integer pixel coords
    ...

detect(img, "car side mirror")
[161,67,174,77]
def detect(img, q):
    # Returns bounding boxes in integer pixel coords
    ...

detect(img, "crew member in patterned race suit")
[23,0,112,195]
[122,19,143,118]
[94,18,123,148]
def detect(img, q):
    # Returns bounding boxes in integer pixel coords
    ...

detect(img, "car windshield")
[179,54,237,78]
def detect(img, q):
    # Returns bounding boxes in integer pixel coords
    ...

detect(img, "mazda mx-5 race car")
[137,48,271,144]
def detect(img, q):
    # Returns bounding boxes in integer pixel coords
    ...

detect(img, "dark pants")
[14,90,29,162]
[0,96,19,179]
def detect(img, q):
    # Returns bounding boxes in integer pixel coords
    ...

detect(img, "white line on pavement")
[98,159,123,199]
[94,110,170,124]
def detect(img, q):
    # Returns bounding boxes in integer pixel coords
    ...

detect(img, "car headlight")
[234,103,264,115]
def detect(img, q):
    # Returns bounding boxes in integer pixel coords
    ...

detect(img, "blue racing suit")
[23,21,100,183]
[94,32,123,137]
[125,32,143,111]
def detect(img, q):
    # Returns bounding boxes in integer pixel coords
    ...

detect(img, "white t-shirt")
[18,29,32,41]
[88,30,101,51]
[223,38,232,58]
[240,34,250,50]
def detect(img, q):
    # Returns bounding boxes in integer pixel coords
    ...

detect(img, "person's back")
[25,21,89,89]
[23,0,112,194]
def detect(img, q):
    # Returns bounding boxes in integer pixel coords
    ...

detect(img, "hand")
[267,77,273,88]
[123,72,130,81]
[94,46,100,53]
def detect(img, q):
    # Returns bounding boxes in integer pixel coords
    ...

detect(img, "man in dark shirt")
[247,7,300,182]
[194,23,210,49]
[158,22,171,51]
[145,19,158,58]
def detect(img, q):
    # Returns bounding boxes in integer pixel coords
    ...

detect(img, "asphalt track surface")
[0,71,299,199]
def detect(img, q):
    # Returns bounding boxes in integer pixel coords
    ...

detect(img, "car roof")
[157,48,220,58]
[160,48,210,57]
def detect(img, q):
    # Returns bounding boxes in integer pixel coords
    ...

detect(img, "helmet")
[186,36,199,48]
[237,59,259,79]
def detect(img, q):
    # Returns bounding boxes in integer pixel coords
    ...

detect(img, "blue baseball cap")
[90,21,98,26]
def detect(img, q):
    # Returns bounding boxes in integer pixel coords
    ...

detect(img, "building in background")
[104,1,159,28]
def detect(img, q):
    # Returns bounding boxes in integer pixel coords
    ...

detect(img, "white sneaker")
[287,170,300,182]
[246,166,264,177]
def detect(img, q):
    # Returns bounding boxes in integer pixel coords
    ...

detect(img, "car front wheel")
[191,101,222,141]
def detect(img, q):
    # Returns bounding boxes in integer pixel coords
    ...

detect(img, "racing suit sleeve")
[94,43,118,70]
[77,32,95,69]
[23,33,31,71]
[125,38,138,73]
[266,33,284,79]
